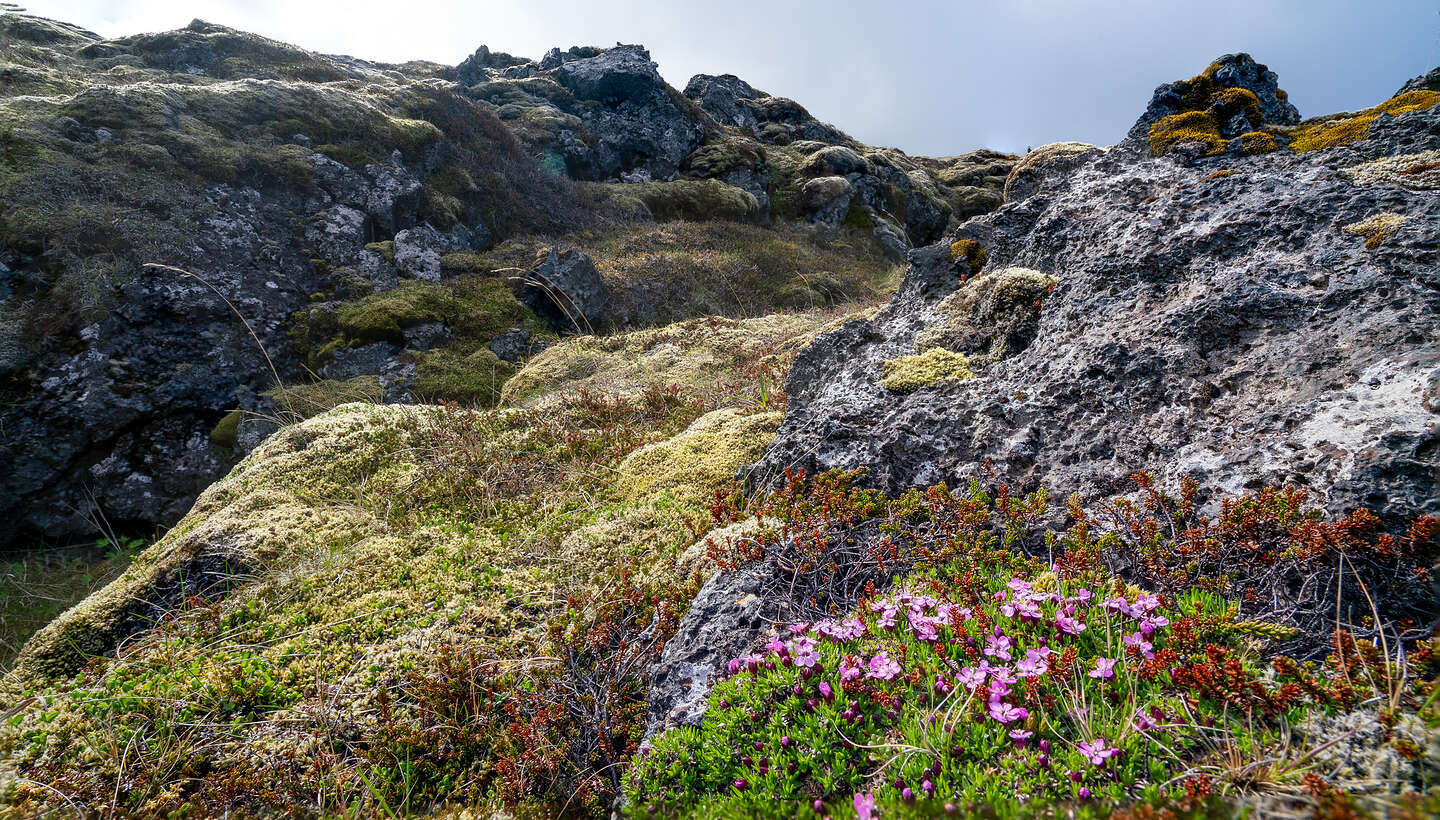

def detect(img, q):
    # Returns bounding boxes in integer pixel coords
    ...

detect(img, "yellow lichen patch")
[1238,131,1278,154]
[880,348,976,393]
[1346,148,1440,190]
[615,408,784,506]
[1148,110,1226,157]
[1203,169,1238,181]
[1342,213,1406,250]
[949,238,986,275]
[1287,90,1440,153]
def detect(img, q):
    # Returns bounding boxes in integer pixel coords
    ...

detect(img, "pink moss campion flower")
[839,656,863,681]
[874,604,899,629]
[765,635,787,656]
[988,699,1028,724]
[1088,657,1117,680]
[956,666,986,690]
[866,651,903,680]
[1123,631,1154,658]
[1055,613,1086,636]
[989,665,1017,686]
[818,681,835,702]
[984,633,1013,661]
[1015,650,1048,678]
[788,636,821,668]
[1133,710,1158,732]
[789,621,811,634]
[987,679,1013,700]
[1009,728,1033,744]
[853,791,875,820]
[1078,739,1119,766]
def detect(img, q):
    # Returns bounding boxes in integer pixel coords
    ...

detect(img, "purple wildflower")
[853,792,875,820]
[1078,738,1119,766]
[988,700,1028,724]
[1055,613,1086,636]
[1089,657,1118,680]
[866,651,903,681]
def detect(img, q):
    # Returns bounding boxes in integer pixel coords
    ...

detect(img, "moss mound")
[916,267,1056,366]
[500,311,843,408]
[610,179,763,223]
[616,408,784,505]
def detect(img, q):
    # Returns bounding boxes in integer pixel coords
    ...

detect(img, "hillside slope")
[0,13,1013,548]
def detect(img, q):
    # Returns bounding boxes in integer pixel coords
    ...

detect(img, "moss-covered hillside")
[0,11,1012,551]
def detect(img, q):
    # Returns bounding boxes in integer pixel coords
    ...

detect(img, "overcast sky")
[14,1,1440,155]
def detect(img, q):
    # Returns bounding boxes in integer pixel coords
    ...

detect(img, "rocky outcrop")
[461,44,707,181]
[754,60,1440,529]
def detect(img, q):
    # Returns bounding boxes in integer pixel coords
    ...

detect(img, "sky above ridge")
[15,0,1440,156]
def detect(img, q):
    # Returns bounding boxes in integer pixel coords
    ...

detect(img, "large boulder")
[520,247,609,333]
[752,58,1440,529]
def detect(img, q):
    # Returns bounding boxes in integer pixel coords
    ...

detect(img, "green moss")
[916,267,1056,366]
[364,240,396,263]
[500,312,839,408]
[949,238,986,275]
[1342,213,1406,250]
[315,143,376,169]
[610,179,762,224]
[438,251,492,274]
[209,409,243,449]
[879,348,975,392]
[1287,90,1440,152]
[1149,110,1226,156]
[1346,149,1440,190]
[411,344,516,407]
[841,196,874,230]
[1237,131,1278,154]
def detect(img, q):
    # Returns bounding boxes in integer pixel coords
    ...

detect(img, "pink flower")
[984,633,1013,661]
[1123,632,1154,659]
[1009,728,1033,744]
[1088,657,1117,680]
[866,651,902,681]
[988,700,1028,724]
[854,792,875,820]
[1133,710,1158,732]
[818,681,834,702]
[1016,650,1048,678]
[1055,614,1086,636]
[989,665,1017,686]
[789,621,811,634]
[870,599,899,629]
[788,636,821,668]
[956,666,986,690]
[1078,738,1119,766]
[839,656,863,682]
[765,635,787,656]
[909,613,940,642]
[988,679,1013,699]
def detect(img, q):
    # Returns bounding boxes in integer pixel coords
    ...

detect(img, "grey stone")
[521,248,609,334]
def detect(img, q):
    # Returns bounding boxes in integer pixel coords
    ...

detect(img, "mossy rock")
[949,238,986,275]
[916,267,1057,366]
[612,179,763,224]
[209,408,244,449]
[879,348,975,392]
[1285,90,1440,153]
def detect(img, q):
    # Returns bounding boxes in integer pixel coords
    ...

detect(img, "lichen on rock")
[1342,212,1407,250]
[879,348,975,392]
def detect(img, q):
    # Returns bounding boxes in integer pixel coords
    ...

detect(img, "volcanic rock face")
[754,71,1440,529]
